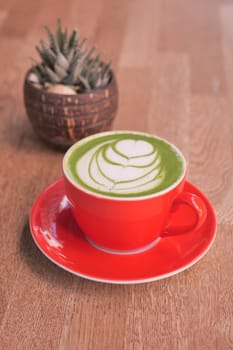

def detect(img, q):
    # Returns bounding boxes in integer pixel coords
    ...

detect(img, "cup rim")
[63,130,187,201]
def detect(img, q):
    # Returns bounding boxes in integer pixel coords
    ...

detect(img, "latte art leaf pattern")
[77,139,166,194]
[65,132,185,197]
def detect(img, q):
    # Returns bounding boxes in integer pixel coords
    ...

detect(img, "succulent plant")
[30,19,112,93]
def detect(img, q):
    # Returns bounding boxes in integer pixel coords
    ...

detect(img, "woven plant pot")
[24,70,118,149]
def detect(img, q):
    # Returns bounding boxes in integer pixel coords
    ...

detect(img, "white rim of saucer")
[62,130,187,201]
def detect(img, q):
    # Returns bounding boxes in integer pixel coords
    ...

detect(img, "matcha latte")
[63,132,185,198]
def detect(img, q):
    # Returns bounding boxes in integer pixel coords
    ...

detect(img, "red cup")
[63,134,207,253]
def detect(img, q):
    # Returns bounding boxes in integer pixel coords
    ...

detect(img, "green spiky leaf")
[45,66,60,83]
[56,18,64,50]
[54,62,67,79]
[68,29,78,51]
[67,47,75,63]
[40,40,57,65]
[44,25,59,53]
[56,52,69,70]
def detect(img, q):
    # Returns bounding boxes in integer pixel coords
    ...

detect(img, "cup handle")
[161,192,207,237]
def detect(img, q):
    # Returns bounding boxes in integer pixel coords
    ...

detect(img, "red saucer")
[30,178,216,284]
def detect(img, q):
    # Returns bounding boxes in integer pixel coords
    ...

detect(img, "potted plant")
[24,19,118,149]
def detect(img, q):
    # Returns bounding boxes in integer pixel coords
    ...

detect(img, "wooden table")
[0,0,231,349]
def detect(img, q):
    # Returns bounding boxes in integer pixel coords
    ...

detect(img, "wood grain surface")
[0,0,232,349]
